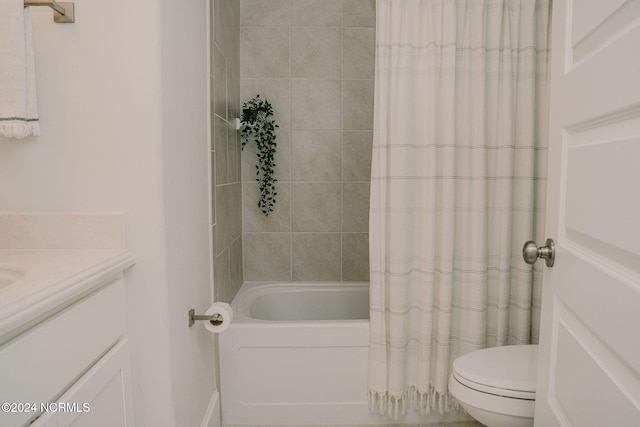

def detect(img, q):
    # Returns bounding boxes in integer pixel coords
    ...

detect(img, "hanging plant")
[241,95,279,216]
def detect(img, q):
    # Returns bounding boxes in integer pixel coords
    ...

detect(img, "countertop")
[0,249,135,343]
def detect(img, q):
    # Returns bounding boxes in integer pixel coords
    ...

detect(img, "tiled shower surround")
[240,0,375,282]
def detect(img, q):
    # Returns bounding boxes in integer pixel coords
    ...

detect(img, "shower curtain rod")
[24,0,74,23]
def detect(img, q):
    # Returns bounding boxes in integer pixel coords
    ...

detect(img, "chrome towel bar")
[24,0,75,23]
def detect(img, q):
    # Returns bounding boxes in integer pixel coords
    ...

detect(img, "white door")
[534,0,640,425]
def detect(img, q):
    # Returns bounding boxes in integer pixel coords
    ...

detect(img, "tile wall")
[240,0,375,282]
[210,0,244,302]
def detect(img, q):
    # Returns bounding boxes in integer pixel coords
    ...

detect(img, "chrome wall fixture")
[24,0,75,23]
[188,309,224,328]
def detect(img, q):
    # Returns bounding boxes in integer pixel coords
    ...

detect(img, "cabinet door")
[33,340,134,427]
[1,279,126,427]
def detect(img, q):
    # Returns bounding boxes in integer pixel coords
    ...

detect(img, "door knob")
[522,238,555,267]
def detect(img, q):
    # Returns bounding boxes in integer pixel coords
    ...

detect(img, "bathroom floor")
[223,423,483,427]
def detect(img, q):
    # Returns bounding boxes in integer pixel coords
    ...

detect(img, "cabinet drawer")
[30,340,133,427]
[0,279,126,426]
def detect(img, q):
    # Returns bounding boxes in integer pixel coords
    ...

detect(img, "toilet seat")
[449,374,535,422]
[452,371,535,400]
[451,345,538,400]
[449,345,538,426]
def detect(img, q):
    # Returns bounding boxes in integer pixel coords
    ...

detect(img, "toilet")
[448,344,538,427]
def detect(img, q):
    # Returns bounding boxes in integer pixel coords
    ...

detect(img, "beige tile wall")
[240,0,375,282]
[211,0,243,303]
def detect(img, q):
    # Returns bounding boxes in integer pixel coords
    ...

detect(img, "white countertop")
[0,249,135,343]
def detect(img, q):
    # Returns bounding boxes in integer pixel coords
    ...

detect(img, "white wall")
[160,0,217,425]
[0,0,215,425]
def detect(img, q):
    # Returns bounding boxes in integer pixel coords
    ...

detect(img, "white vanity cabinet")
[0,277,134,427]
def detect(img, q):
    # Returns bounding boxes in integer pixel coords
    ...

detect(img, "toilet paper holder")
[188,308,224,327]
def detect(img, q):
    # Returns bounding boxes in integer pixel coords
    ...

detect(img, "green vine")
[241,95,279,216]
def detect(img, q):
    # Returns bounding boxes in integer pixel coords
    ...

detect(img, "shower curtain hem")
[368,386,457,419]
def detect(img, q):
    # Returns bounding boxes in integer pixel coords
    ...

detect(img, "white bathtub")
[219,282,468,426]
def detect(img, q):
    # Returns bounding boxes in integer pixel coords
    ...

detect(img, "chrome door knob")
[522,238,555,267]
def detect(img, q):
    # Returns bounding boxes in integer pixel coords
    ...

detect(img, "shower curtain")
[368,0,551,417]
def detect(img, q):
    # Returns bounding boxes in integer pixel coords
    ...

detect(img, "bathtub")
[219,282,469,426]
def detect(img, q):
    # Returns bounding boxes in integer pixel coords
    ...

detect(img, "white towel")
[0,0,39,139]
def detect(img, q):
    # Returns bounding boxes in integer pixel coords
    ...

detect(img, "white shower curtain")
[368,0,551,417]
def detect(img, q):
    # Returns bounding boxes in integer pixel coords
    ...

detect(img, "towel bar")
[24,0,74,23]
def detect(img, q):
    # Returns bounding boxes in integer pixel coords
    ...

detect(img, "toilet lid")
[452,345,538,398]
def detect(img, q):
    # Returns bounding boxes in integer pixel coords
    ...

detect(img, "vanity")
[0,214,135,426]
